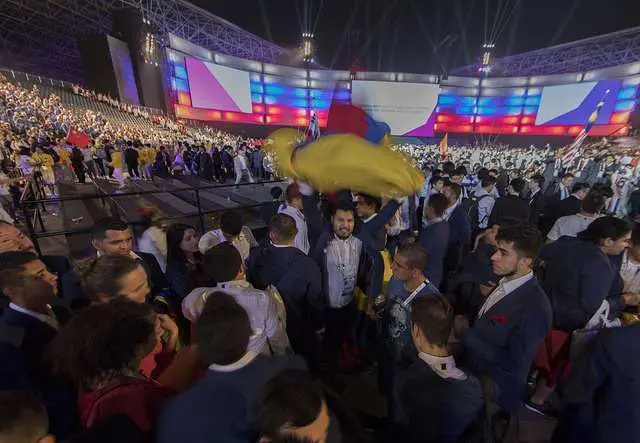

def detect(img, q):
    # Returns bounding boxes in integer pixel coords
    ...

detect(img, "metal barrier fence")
[19,177,286,255]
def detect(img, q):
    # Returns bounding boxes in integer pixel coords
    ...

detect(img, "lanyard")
[402,281,429,307]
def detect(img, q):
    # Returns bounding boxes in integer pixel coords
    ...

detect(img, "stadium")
[1,1,640,443]
[2,0,639,139]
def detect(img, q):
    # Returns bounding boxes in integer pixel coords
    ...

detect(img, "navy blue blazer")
[247,245,324,342]
[457,277,552,412]
[392,359,483,443]
[447,205,471,250]
[540,237,621,332]
[418,220,449,288]
[303,194,386,302]
[0,305,70,378]
[551,324,640,443]
[157,355,305,443]
[361,200,401,251]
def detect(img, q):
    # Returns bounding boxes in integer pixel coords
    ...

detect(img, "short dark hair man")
[455,223,552,412]
[62,217,167,309]
[256,370,330,443]
[0,251,68,379]
[419,194,450,288]
[0,392,53,443]
[247,214,323,369]
[487,177,531,227]
[393,295,482,443]
[182,242,290,357]
[158,294,305,443]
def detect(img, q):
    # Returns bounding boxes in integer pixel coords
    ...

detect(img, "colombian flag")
[267,104,423,197]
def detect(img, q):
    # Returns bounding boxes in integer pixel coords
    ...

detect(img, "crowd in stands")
[4,68,640,443]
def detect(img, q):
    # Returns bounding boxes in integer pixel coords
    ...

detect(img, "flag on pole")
[440,133,449,159]
[66,127,91,149]
[561,89,610,168]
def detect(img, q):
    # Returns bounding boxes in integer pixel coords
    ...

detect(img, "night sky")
[190,0,638,73]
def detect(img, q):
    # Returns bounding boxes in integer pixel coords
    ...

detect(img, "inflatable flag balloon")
[266,128,424,197]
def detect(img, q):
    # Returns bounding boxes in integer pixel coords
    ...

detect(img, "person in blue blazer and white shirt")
[455,222,552,413]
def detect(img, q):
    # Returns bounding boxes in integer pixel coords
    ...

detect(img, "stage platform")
[33,175,286,258]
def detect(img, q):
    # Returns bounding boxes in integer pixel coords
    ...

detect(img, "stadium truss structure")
[451,26,640,77]
[0,0,287,84]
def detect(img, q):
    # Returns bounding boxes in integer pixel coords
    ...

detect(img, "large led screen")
[351,80,440,136]
[185,58,253,113]
[536,80,622,126]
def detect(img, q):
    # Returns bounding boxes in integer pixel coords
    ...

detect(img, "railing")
[19,177,286,255]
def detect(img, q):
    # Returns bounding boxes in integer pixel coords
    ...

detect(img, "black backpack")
[460,194,493,232]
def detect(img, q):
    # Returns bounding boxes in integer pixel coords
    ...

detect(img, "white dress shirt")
[418,352,467,380]
[475,188,496,229]
[9,303,59,330]
[278,204,310,255]
[478,272,533,317]
[325,235,362,308]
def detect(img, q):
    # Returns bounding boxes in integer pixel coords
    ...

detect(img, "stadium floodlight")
[302,32,315,62]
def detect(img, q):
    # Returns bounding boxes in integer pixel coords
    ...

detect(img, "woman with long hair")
[166,223,203,304]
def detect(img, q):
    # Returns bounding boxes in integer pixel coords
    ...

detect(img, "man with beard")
[455,223,552,413]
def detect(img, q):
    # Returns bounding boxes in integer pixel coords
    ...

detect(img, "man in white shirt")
[198,211,258,261]
[278,183,309,255]
[475,176,497,230]
[547,191,606,242]
[183,242,289,356]
[233,149,254,185]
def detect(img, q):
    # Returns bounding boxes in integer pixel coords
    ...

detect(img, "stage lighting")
[301,33,315,63]
[479,42,495,75]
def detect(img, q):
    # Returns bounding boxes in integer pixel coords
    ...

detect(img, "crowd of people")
[1,152,640,442]
[1,74,274,198]
[3,70,640,443]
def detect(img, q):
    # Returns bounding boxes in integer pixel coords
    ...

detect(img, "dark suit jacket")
[447,205,471,250]
[488,194,530,227]
[157,355,305,443]
[555,195,581,219]
[418,220,449,288]
[303,193,389,301]
[61,251,168,310]
[0,306,78,438]
[540,237,621,332]
[392,358,483,443]
[457,277,552,412]
[541,195,581,235]
[247,245,324,355]
[551,324,640,443]
[448,242,498,319]
[0,305,70,377]
[362,200,402,251]
[443,205,472,281]
[529,190,546,227]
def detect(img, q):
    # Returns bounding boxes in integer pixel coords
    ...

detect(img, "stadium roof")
[451,26,640,77]
[0,0,288,83]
